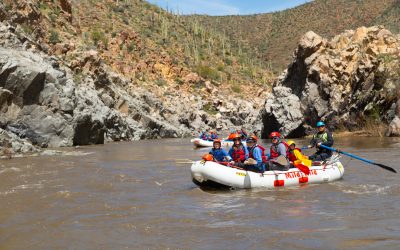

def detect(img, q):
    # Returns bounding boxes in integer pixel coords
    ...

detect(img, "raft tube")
[191,157,344,189]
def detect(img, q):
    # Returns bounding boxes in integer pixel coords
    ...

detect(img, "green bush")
[231,84,241,93]
[196,64,219,81]
[203,103,218,115]
[155,78,167,86]
[49,30,60,44]
[127,42,136,52]
[91,29,108,46]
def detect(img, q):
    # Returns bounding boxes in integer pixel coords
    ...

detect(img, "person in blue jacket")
[210,131,218,140]
[209,139,231,162]
[245,136,266,173]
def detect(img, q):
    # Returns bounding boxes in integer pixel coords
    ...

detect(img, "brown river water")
[1,137,400,249]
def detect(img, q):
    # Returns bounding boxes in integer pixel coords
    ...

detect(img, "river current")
[1,137,399,249]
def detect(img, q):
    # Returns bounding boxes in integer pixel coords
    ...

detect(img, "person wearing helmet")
[227,129,237,140]
[210,131,218,140]
[209,139,231,162]
[267,131,290,171]
[229,134,249,166]
[308,121,334,161]
[244,135,267,173]
[287,140,301,162]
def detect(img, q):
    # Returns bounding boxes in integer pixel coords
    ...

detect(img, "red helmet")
[202,154,213,161]
[213,139,222,144]
[233,134,241,140]
[269,131,281,138]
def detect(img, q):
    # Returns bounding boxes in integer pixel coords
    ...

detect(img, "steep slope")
[194,0,398,71]
[0,0,271,156]
[372,0,400,34]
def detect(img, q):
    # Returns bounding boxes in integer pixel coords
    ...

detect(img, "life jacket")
[231,145,246,162]
[270,141,289,159]
[288,147,302,162]
[249,145,267,163]
[313,131,328,142]
[210,148,225,162]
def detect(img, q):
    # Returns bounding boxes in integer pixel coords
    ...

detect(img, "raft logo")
[285,170,317,179]
[236,172,246,176]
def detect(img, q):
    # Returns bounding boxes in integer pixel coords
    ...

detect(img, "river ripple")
[0,137,399,249]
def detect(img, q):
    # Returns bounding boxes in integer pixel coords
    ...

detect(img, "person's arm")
[244,146,249,160]
[222,149,232,161]
[277,143,287,157]
[309,136,316,147]
[252,147,263,164]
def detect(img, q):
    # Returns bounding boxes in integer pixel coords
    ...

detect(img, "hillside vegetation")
[1,0,272,103]
[193,0,399,71]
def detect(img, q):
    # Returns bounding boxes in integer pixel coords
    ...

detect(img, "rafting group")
[198,128,248,141]
[202,121,333,174]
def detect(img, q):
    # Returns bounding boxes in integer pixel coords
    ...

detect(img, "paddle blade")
[374,163,397,173]
[294,162,310,175]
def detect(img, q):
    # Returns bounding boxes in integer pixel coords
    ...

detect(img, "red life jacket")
[288,147,302,162]
[249,145,267,163]
[231,145,246,162]
[270,141,289,159]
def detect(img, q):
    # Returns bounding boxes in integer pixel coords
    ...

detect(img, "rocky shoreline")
[0,20,262,156]
[260,26,400,138]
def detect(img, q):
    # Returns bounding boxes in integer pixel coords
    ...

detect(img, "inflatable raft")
[191,155,344,189]
[191,138,246,148]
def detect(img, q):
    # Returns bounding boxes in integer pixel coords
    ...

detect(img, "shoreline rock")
[261,26,400,138]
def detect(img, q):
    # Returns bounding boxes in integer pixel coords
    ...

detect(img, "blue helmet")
[316,121,325,127]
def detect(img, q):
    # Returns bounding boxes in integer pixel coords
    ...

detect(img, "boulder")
[73,114,105,145]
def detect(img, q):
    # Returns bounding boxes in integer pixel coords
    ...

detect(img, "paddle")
[319,144,397,173]
[294,162,310,175]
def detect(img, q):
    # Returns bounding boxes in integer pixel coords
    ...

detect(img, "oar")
[294,162,310,175]
[319,145,397,173]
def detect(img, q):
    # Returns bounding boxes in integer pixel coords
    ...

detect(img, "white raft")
[191,138,246,148]
[191,155,344,188]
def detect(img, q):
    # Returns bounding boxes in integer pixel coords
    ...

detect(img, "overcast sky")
[146,0,313,16]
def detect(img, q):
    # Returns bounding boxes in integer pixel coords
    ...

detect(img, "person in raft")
[244,135,267,173]
[226,129,237,140]
[229,134,249,166]
[287,140,312,167]
[209,139,231,162]
[266,131,290,171]
[210,131,218,140]
[307,121,334,161]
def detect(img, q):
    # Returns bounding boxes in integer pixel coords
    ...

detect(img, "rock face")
[0,21,261,155]
[261,26,400,137]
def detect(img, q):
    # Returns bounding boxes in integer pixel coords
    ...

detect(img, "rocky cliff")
[0,1,265,156]
[261,26,400,138]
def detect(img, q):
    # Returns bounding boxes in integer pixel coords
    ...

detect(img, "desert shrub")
[203,103,218,115]
[196,64,219,81]
[49,30,60,44]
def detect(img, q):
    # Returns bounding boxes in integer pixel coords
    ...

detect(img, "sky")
[146,0,313,16]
